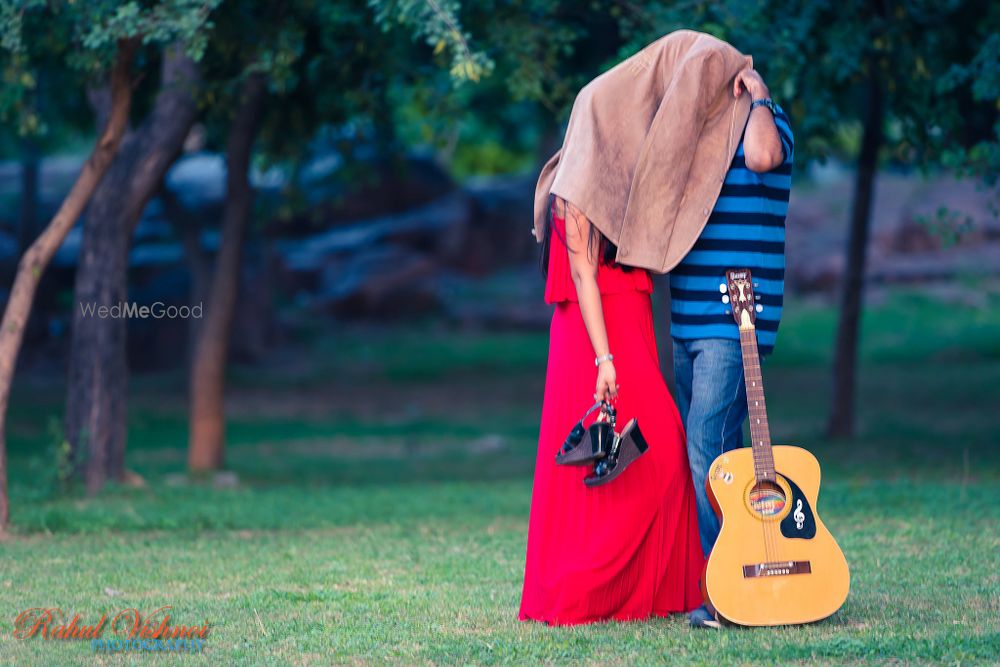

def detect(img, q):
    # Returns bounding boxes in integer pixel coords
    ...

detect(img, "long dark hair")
[539,194,631,277]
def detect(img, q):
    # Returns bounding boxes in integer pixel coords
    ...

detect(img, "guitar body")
[703,445,850,626]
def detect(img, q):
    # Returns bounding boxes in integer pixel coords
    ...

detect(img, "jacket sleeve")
[533,149,562,243]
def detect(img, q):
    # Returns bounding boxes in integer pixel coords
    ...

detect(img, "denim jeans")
[672,338,749,558]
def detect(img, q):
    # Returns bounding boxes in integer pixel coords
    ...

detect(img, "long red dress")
[518,214,704,625]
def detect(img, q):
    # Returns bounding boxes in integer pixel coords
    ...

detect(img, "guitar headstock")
[721,268,761,331]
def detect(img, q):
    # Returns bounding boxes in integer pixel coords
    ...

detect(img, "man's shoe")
[689,605,722,629]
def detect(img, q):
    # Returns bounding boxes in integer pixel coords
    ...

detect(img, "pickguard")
[778,473,816,539]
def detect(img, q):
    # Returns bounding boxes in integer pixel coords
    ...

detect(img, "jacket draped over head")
[533,30,753,273]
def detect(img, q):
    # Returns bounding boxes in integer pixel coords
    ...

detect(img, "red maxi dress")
[518,214,704,625]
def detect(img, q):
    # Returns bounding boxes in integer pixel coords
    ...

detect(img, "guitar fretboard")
[739,327,775,481]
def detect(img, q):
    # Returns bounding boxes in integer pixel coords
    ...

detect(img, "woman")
[518,196,705,626]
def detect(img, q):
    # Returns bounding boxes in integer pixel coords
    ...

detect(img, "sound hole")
[748,481,786,518]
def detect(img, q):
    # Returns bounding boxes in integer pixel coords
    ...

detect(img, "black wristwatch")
[751,98,777,115]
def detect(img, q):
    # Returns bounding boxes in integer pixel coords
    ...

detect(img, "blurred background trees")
[0,0,218,525]
[0,0,996,528]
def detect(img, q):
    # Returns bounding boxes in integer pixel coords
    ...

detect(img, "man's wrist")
[751,97,778,116]
[750,85,770,101]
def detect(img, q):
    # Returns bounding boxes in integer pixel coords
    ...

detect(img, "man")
[668,67,795,629]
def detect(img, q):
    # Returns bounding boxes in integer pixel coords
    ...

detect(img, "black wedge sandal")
[555,401,615,466]
[583,417,648,487]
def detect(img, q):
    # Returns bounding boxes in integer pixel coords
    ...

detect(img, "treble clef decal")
[794,499,805,530]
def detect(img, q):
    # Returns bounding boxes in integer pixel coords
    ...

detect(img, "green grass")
[1,289,998,665]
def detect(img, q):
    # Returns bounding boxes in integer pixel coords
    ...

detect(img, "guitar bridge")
[742,561,812,578]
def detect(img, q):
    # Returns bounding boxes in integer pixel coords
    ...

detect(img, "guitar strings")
[742,331,775,565]
[731,276,784,569]
[757,363,778,565]
[745,335,770,564]
[744,330,781,566]
[722,360,770,564]
[756,360,780,566]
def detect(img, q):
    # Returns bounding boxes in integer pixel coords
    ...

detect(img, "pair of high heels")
[555,401,648,486]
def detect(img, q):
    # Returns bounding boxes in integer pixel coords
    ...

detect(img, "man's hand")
[734,68,770,100]
[734,67,784,172]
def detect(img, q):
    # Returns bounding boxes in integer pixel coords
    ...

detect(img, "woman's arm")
[562,199,618,402]
[733,68,784,173]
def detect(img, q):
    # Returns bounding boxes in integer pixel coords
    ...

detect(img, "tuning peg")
[718,283,727,293]
[755,294,761,300]
[755,304,763,313]
[722,295,730,304]
[753,282,759,288]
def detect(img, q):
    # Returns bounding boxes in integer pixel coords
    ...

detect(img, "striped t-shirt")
[669,104,794,355]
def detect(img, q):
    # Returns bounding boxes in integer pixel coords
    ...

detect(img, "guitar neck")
[739,326,776,482]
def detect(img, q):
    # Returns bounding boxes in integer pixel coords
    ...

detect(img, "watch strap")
[750,98,777,115]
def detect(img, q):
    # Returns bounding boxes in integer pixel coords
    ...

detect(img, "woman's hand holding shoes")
[595,360,619,402]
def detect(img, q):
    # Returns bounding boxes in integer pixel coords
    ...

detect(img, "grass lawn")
[1,289,998,665]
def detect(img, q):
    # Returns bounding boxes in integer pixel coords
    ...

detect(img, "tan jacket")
[533,30,753,273]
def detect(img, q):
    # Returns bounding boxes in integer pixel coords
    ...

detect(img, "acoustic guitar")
[702,268,850,626]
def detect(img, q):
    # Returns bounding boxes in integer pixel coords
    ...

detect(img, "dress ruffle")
[544,215,653,305]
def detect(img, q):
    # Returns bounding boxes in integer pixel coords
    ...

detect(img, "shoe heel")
[625,419,648,454]
[556,422,611,466]
[584,418,647,487]
[555,421,586,464]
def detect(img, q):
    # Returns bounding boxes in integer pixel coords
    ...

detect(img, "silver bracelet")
[595,353,614,367]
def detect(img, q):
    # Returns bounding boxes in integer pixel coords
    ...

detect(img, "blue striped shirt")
[670,104,794,355]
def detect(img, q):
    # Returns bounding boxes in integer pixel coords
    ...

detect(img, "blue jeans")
[672,338,749,558]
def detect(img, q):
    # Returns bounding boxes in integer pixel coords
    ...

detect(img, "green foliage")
[20,415,77,499]
[449,133,536,177]
[368,0,493,84]
[939,31,1000,184]
[410,1,1000,184]
[48,416,74,491]
[382,1,633,176]
[627,0,999,180]
[0,0,220,140]
[0,0,43,54]
[77,0,218,60]
[915,205,976,248]
[5,0,997,190]
[469,0,585,108]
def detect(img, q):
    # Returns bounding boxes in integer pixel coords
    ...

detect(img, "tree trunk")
[65,46,201,494]
[160,181,211,364]
[0,40,136,528]
[188,74,267,472]
[827,70,884,438]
